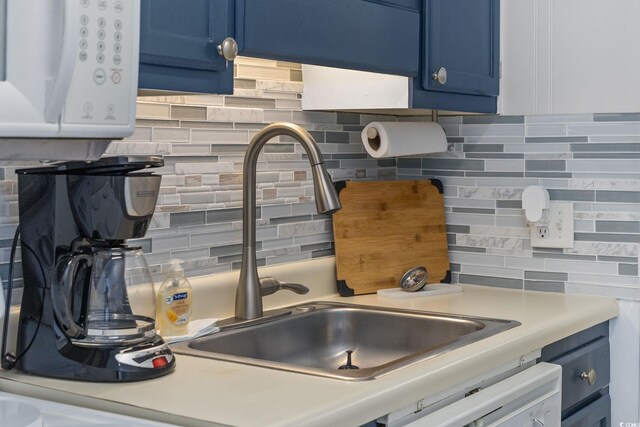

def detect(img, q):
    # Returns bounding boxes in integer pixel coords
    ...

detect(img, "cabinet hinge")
[499,61,502,79]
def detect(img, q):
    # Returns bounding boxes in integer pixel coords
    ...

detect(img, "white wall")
[499,0,640,115]
[0,0,5,80]
[610,300,640,423]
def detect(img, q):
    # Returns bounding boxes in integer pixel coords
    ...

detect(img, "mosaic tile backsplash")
[0,58,397,288]
[406,114,640,300]
[0,57,638,302]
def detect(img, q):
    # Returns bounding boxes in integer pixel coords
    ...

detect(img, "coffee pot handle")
[52,254,92,339]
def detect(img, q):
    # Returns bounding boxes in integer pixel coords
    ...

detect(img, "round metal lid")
[400,266,429,292]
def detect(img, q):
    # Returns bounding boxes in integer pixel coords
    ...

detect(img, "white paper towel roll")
[361,122,447,158]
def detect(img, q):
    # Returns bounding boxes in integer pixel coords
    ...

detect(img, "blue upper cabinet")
[412,0,499,112]
[139,0,235,94]
[235,0,421,77]
[423,0,499,96]
[137,0,499,113]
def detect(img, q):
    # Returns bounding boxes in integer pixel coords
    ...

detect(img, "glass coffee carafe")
[53,246,158,346]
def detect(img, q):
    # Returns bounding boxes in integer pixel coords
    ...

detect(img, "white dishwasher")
[385,362,562,427]
[0,391,177,427]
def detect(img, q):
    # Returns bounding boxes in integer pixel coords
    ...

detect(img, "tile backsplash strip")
[0,57,638,301]
[406,114,640,300]
[0,57,398,287]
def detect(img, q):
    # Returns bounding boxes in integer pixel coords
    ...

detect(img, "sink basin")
[171,302,520,380]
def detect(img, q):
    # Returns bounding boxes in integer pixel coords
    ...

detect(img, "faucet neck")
[236,123,332,320]
[241,123,326,258]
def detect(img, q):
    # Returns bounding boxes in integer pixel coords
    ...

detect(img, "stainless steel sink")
[171,302,520,380]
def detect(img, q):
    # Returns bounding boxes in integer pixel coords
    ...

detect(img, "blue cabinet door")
[422,0,499,96]
[540,322,611,426]
[561,394,610,427]
[235,0,420,76]
[139,0,234,94]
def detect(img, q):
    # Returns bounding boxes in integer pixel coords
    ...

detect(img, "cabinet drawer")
[552,337,610,412]
[541,322,608,362]
[561,393,610,427]
[235,0,420,76]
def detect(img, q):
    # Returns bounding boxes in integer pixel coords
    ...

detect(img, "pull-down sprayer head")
[311,164,341,214]
[235,122,342,320]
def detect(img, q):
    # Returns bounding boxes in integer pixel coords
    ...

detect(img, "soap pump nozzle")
[167,258,185,279]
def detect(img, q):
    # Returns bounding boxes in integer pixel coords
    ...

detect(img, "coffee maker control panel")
[115,343,174,370]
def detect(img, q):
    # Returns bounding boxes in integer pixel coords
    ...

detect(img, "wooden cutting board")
[332,180,450,296]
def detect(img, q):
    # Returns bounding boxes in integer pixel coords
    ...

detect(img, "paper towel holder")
[360,122,447,158]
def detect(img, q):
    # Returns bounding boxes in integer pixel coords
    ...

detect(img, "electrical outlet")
[529,202,574,248]
[536,226,549,239]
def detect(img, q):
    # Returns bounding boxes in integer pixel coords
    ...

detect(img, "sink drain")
[338,350,359,370]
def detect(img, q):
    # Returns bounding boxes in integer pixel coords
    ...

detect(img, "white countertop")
[0,259,619,427]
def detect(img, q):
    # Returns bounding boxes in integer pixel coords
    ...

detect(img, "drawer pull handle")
[579,368,596,385]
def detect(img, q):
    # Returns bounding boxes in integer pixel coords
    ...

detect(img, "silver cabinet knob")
[217,37,238,61]
[432,67,447,85]
[580,368,597,385]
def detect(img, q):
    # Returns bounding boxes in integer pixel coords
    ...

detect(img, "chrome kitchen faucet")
[234,122,342,320]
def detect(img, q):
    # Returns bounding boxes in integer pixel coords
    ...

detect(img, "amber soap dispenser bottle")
[156,259,193,336]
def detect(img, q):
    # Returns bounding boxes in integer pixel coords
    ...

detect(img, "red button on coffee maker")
[152,357,169,369]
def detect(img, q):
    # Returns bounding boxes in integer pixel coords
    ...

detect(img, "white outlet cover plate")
[530,202,574,248]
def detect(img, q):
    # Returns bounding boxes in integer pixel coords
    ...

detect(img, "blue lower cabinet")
[235,0,420,77]
[540,322,611,426]
[554,337,610,413]
[139,0,234,94]
[562,393,611,427]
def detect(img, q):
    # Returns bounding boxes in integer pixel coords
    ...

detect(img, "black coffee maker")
[15,157,175,382]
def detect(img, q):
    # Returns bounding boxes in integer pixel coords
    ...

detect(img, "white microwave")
[0,0,139,145]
